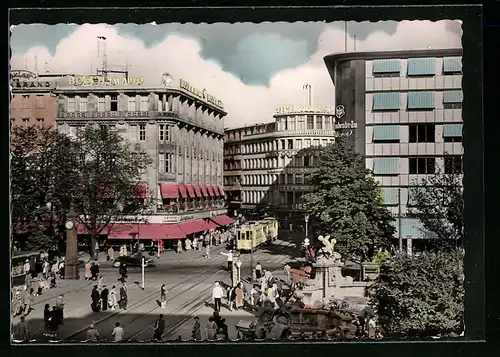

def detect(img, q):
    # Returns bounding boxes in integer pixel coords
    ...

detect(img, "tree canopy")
[302,138,395,261]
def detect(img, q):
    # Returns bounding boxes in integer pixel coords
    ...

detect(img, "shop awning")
[193,184,202,198]
[207,185,215,197]
[178,219,208,235]
[212,185,220,196]
[203,220,218,230]
[217,185,226,196]
[78,223,186,240]
[133,184,147,199]
[160,184,179,199]
[178,184,188,199]
[210,215,235,227]
[77,223,113,235]
[201,185,209,197]
[185,184,196,198]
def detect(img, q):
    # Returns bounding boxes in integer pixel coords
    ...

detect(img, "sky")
[10,20,462,129]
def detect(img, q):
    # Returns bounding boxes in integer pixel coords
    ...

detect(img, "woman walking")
[160,284,167,308]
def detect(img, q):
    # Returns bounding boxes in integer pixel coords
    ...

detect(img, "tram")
[235,217,279,252]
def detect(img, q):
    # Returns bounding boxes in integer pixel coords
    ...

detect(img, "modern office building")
[324,48,463,250]
[223,85,356,227]
[54,74,233,249]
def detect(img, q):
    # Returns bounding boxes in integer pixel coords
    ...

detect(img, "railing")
[241,129,338,140]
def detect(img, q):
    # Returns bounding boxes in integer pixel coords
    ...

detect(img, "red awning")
[185,184,196,198]
[193,184,202,198]
[218,185,225,196]
[77,223,113,235]
[201,185,209,197]
[178,219,208,235]
[211,215,235,227]
[178,184,188,198]
[133,184,147,199]
[207,185,215,197]
[212,185,220,196]
[78,223,186,240]
[160,184,179,199]
[203,220,218,230]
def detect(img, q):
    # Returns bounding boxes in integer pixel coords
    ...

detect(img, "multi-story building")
[10,70,59,129]
[324,48,463,250]
[224,85,355,227]
[54,74,233,249]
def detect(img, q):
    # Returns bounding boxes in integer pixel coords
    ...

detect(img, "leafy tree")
[73,126,153,257]
[368,249,464,338]
[10,126,80,251]
[408,161,463,250]
[302,138,395,262]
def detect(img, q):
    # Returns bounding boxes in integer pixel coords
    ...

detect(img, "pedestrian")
[283,264,291,286]
[119,283,128,310]
[90,262,98,281]
[98,276,105,290]
[220,250,233,271]
[55,294,65,324]
[235,283,244,310]
[250,285,259,307]
[160,284,167,308]
[23,287,34,316]
[185,238,192,251]
[91,286,100,312]
[86,323,99,341]
[255,262,262,280]
[153,314,165,341]
[212,282,223,311]
[176,239,183,254]
[47,306,59,338]
[43,303,51,334]
[205,244,210,259]
[212,311,228,339]
[42,260,50,280]
[85,261,92,281]
[119,262,127,282]
[205,317,217,341]
[109,285,118,310]
[107,246,114,261]
[264,269,273,282]
[49,272,57,289]
[13,316,30,342]
[358,306,375,336]
[23,259,31,285]
[101,285,109,311]
[227,285,236,311]
[192,237,198,250]
[112,322,124,342]
[191,316,201,340]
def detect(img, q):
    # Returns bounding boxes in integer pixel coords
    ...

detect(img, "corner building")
[324,49,463,250]
[55,76,234,249]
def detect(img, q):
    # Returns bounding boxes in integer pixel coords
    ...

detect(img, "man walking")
[119,283,128,310]
[55,294,65,324]
[212,282,223,312]
[220,250,233,271]
[153,314,165,341]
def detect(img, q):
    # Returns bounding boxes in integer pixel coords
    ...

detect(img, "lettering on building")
[68,75,144,86]
[11,70,38,80]
[179,79,224,109]
[11,80,52,89]
[276,104,334,114]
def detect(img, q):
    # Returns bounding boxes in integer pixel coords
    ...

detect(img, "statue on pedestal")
[317,235,342,264]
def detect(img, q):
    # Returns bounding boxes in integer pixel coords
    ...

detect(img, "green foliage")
[302,138,395,261]
[408,162,463,250]
[368,249,464,337]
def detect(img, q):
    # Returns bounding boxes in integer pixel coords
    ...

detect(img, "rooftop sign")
[10,70,53,90]
[276,104,334,114]
[67,75,144,86]
[179,79,224,109]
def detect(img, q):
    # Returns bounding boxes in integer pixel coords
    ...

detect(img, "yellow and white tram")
[235,217,279,252]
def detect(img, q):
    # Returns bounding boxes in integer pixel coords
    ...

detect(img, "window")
[372,59,401,77]
[409,124,435,143]
[324,116,331,130]
[79,97,87,112]
[304,156,310,167]
[443,90,463,109]
[304,174,311,184]
[164,153,173,173]
[98,97,105,112]
[306,115,314,129]
[128,96,136,111]
[288,117,296,131]
[315,116,323,129]
[296,139,302,149]
[297,116,305,130]
[407,57,436,77]
[381,187,398,205]
[36,96,44,109]
[443,124,463,143]
[110,95,118,112]
[287,174,294,185]
[373,158,399,176]
[443,57,462,75]
[444,156,462,174]
[139,124,146,141]
[282,118,287,130]
[407,91,434,110]
[159,125,171,141]
[281,140,286,150]
[287,139,293,149]
[409,157,436,175]
[22,95,30,109]
[313,139,320,147]
[372,92,400,111]
[130,125,138,141]
[305,139,311,148]
[373,125,400,143]
[67,98,76,112]
[36,118,44,127]
[22,118,29,128]
[313,156,320,166]
[279,174,285,184]
[322,139,328,146]
[295,174,303,184]
[68,125,77,139]
[286,192,294,205]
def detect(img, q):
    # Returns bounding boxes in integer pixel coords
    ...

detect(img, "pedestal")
[65,226,80,280]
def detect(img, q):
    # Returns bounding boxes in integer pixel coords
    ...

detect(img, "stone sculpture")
[317,235,342,263]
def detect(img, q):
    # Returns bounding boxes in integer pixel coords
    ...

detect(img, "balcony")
[224,185,242,191]
[223,170,242,176]
[241,129,338,140]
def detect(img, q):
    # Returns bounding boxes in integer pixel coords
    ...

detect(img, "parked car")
[113,254,155,268]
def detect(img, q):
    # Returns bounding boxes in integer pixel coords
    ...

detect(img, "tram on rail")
[235,217,279,252]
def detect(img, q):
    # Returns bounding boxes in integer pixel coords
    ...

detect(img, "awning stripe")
[160,184,179,199]
[193,184,202,198]
[178,184,188,198]
[213,185,220,196]
[185,184,196,198]
[201,185,209,197]
[207,185,215,197]
[218,185,225,196]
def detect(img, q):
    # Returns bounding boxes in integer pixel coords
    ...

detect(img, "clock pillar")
[65,207,80,280]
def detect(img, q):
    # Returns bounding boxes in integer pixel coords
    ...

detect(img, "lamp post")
[64,205,80,280]
[235,260,242,285]
[304,214,310,238]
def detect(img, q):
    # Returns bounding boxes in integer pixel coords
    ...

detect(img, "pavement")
[12,233,302,343]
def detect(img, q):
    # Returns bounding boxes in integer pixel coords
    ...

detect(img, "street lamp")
[235,260,242,285]
[304,214,310,238]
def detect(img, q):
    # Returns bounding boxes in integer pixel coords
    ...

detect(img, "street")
[13,233,302,342]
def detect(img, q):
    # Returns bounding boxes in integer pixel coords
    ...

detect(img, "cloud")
[10,20,461,129]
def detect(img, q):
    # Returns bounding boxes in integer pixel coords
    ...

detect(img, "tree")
[302,138,395,262]
[10,126,80,251]
[368,249,464,338]
[73,126,153,257]
[408,161,463,250]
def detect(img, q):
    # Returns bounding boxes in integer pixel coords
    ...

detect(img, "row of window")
[12,94,47,109]
[373,156,462,175]
[66,95,169,113]
[242,190,303,206]
[242,173,313,186]
[240,138,335,155]
[371,123,463,143]
[243,154,320,170]
[372,90,463,111]
[11,117,45,127]
[379,187,453,206]
[276,115,337,131]
[371,57,462,77]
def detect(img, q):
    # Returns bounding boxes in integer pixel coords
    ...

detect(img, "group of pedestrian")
[191,311,228,341]
[84,321,124,342]
[84,260,100,281]
[211,280,245,312]
[90,281,124,312]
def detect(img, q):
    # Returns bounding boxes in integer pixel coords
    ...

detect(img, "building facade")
[224,85,356,227]
[54,74,232,249]
[324,49,463,248]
